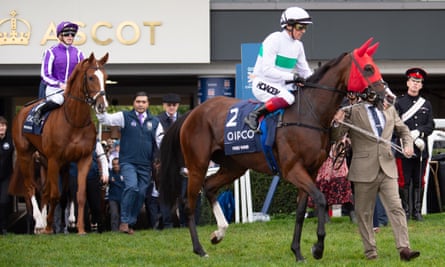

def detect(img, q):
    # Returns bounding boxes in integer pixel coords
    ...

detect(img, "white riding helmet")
[280,7,312,28]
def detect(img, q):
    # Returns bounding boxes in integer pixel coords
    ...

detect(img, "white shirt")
[253,30,312,90]
[97,111,164,148]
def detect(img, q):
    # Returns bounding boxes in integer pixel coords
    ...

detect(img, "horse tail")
[159,111,191,209]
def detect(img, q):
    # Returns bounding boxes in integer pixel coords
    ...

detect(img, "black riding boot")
[413,188,424,221]
[244,104,269,131]
[399,187,410,221]
[33,101,60,125]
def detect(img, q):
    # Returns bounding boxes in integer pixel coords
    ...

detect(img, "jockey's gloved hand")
[293,73,306,84]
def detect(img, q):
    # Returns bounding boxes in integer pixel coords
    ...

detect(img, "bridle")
[280,52,387,132]
[67,66,106,106]
[64,65,107,128]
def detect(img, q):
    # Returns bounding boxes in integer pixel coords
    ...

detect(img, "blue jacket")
[119,110,160,166]
[108,170,124,202]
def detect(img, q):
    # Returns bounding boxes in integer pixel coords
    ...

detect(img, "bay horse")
[159,38,389,261]
[10,53,109,234]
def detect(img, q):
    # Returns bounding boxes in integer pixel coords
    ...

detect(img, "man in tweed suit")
[332,99,420,261]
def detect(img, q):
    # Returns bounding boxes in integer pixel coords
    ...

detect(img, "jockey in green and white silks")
[245,7,313,131]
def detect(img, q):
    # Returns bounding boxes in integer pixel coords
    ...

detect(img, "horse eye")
[363,64,375,77]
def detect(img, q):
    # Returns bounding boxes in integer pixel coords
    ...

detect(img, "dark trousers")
[86,177,103,229]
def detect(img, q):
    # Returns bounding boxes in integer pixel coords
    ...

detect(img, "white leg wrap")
[212,202,229,239]
[31,196,45,232]
[68,201,76,226]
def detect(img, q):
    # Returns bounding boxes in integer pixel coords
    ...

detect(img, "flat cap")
[162,93,181,103]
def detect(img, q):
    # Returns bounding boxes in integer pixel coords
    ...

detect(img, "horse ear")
[99,53,109,65]
[88,53,95,63]
[366,42,379,57]
[356,38,374,57]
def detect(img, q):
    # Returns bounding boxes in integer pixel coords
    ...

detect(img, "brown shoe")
[119,223,130,234]
[400,248,420,261]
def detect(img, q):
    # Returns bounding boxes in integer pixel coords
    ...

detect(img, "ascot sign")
[0,0,209,64]
[38,21,163,46]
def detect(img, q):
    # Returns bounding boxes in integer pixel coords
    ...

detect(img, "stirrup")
[244,117,262,133]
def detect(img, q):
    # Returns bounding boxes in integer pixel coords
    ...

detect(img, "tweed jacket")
[332,103,413,182]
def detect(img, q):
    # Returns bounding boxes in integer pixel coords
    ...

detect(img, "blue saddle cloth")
[223,100,281,175]
[23,103,50,135]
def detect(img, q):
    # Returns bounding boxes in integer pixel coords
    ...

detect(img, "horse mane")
[306,52,348,84]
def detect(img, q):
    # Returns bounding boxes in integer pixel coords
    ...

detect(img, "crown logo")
[0,10,31,46]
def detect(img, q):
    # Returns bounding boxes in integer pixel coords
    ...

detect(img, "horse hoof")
[34,228,45,235]
[78,231,87,236]
[194,249,208,257]
[210,231,223,245]
[311,245,324,260]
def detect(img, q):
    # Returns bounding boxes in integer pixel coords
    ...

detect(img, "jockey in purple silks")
[34,21,84,125]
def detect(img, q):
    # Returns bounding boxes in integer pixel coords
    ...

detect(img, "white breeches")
[251,77,295,105]
[45,85,64,105]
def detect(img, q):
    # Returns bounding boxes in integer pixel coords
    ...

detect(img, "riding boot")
[244,97,290,131]
[33,101,60,125]
[399,187,410,221]
[244,104,268,131]
[413,188,424,221]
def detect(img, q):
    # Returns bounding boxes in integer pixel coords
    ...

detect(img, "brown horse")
[159,39,389,261]
[9,53,109,234]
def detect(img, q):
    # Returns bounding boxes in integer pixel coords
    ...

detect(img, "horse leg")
[207,166,245,245]
[44,159,63,234]
[209,201,229,244]
[30,195,46,233]
[184,168,209,257]
[287,165,326,262]
[68,201,76,229]
[309,184,326,260]
[291,190,309,262]
[76,157,91,235]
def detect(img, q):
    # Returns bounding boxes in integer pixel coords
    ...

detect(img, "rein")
[280,51,383,133]
[64,66,105,128]
[279,57,349,132]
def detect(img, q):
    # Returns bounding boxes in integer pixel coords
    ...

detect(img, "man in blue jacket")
[97,91,163,234]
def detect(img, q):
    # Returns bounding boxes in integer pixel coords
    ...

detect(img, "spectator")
[108,157,124,232]
[0,116,14,235]
[96,91,163,234]
[108,140,120,170]
[395,67,434,221]
[148,93,181,229]
[308,138,353,222]
[332,97,420,261]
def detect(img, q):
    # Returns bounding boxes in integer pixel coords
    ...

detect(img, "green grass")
[1,213,444,267]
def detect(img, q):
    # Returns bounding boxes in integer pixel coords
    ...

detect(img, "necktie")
[368,106,382,136]
[138,113,144,125]
[166,114,175,128]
